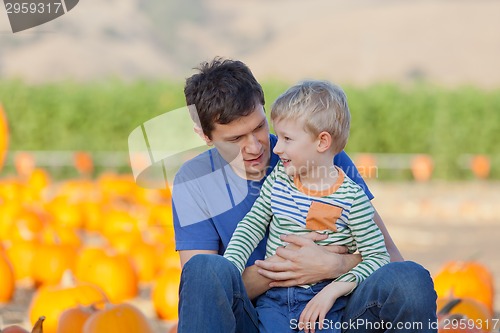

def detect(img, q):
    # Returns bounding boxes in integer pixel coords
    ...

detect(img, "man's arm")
[242,264,274,300]
[179,249,218,267]
[244,232,351,298]
[372,206,404,262]
[254,233,362,288]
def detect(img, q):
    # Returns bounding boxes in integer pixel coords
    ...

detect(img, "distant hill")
[1,0,500,87]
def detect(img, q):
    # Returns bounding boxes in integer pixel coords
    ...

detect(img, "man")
[173,57,437,332]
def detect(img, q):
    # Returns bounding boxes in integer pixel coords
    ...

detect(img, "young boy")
[223,80,390,333]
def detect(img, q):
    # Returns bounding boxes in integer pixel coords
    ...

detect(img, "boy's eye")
[284,136,291,141]
[229,137,241,142]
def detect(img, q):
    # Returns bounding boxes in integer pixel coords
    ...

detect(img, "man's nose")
[245,134,262,154]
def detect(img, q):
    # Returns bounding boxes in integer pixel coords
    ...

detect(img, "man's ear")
[193,124,213,146]
[316,131,332,153]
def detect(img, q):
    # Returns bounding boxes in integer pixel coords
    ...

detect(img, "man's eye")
[254,123,265,131]
[229,137,241,142]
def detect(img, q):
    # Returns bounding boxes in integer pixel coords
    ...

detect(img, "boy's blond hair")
[271,80,351,154]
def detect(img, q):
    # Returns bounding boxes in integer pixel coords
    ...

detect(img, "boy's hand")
[299,281,355,333]
[299,288,337,333]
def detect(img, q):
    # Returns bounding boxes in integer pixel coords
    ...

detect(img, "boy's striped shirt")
[224,161,390,286]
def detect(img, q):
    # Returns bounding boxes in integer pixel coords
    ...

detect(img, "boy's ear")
[316,131,332,153]
[193,124,213,146]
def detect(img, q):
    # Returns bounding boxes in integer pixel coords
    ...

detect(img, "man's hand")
[254,233,360,288]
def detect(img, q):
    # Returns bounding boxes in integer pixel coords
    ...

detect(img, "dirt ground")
[371,181,500,319]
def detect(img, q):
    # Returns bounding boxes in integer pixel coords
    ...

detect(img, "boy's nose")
[273,141,282,155]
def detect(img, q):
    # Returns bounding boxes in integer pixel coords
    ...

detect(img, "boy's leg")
[256,288,296,333]
[342,261,438,333]
[178,254,259,333]
[292,282,347,333]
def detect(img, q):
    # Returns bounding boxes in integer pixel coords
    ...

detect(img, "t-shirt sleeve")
[334,151,374,200]
[172,165,220,252]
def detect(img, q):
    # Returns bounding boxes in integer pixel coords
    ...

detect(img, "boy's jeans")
[178,255,437,333]
[256,280,348,332]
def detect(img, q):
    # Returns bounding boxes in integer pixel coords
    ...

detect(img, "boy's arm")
[334,189,390,286]
[223,166,276,273]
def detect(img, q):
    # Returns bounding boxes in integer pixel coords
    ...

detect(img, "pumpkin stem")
[438,298,462,315]
[31,316,45,333]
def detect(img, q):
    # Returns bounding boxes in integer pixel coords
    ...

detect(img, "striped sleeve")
[334,187,390,287]
[223,168,277,274]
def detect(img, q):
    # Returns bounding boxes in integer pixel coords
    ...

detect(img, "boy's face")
[209,105,271,181]
[272,117,319,178]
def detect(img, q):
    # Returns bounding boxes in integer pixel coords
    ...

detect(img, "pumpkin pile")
[433,260,496,332]
[0,163,180,331]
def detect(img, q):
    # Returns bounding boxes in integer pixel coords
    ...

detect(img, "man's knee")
[182,254,237,282]
[376,261,437,304]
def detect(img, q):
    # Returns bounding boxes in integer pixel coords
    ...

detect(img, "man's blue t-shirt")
[173,134,373,267]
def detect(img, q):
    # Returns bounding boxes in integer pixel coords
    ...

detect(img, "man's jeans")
[178,255,437,333]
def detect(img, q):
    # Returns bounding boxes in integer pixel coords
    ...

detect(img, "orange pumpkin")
[82,303,154,333]
[57,305,95,333]
[74,151,94,176]
[74,246,107,281]
[354,154,377,179]
[0,251,15,302]
[5,240,38,281]
[7,210,44,242]
[411,154,433,182]
[102,210,144,238]
[29,282,107,333]
[36,224,82,249]
[80,201,104,232]
[75,251,138,303]
[152,267,181,320]
[0,201,22,241]
[128,241,161,282]
[433,261,494,315]
[45,197,84,230]
[25,168,51,199]
[470,155,490,180]
[31,244,77,287]
[437,297,490,332]
[14,152,35,179]
[0,103,9,172]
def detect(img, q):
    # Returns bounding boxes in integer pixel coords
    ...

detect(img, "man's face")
[209,105,271,180]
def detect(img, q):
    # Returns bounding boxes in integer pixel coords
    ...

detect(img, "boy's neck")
[298,157,339,192]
